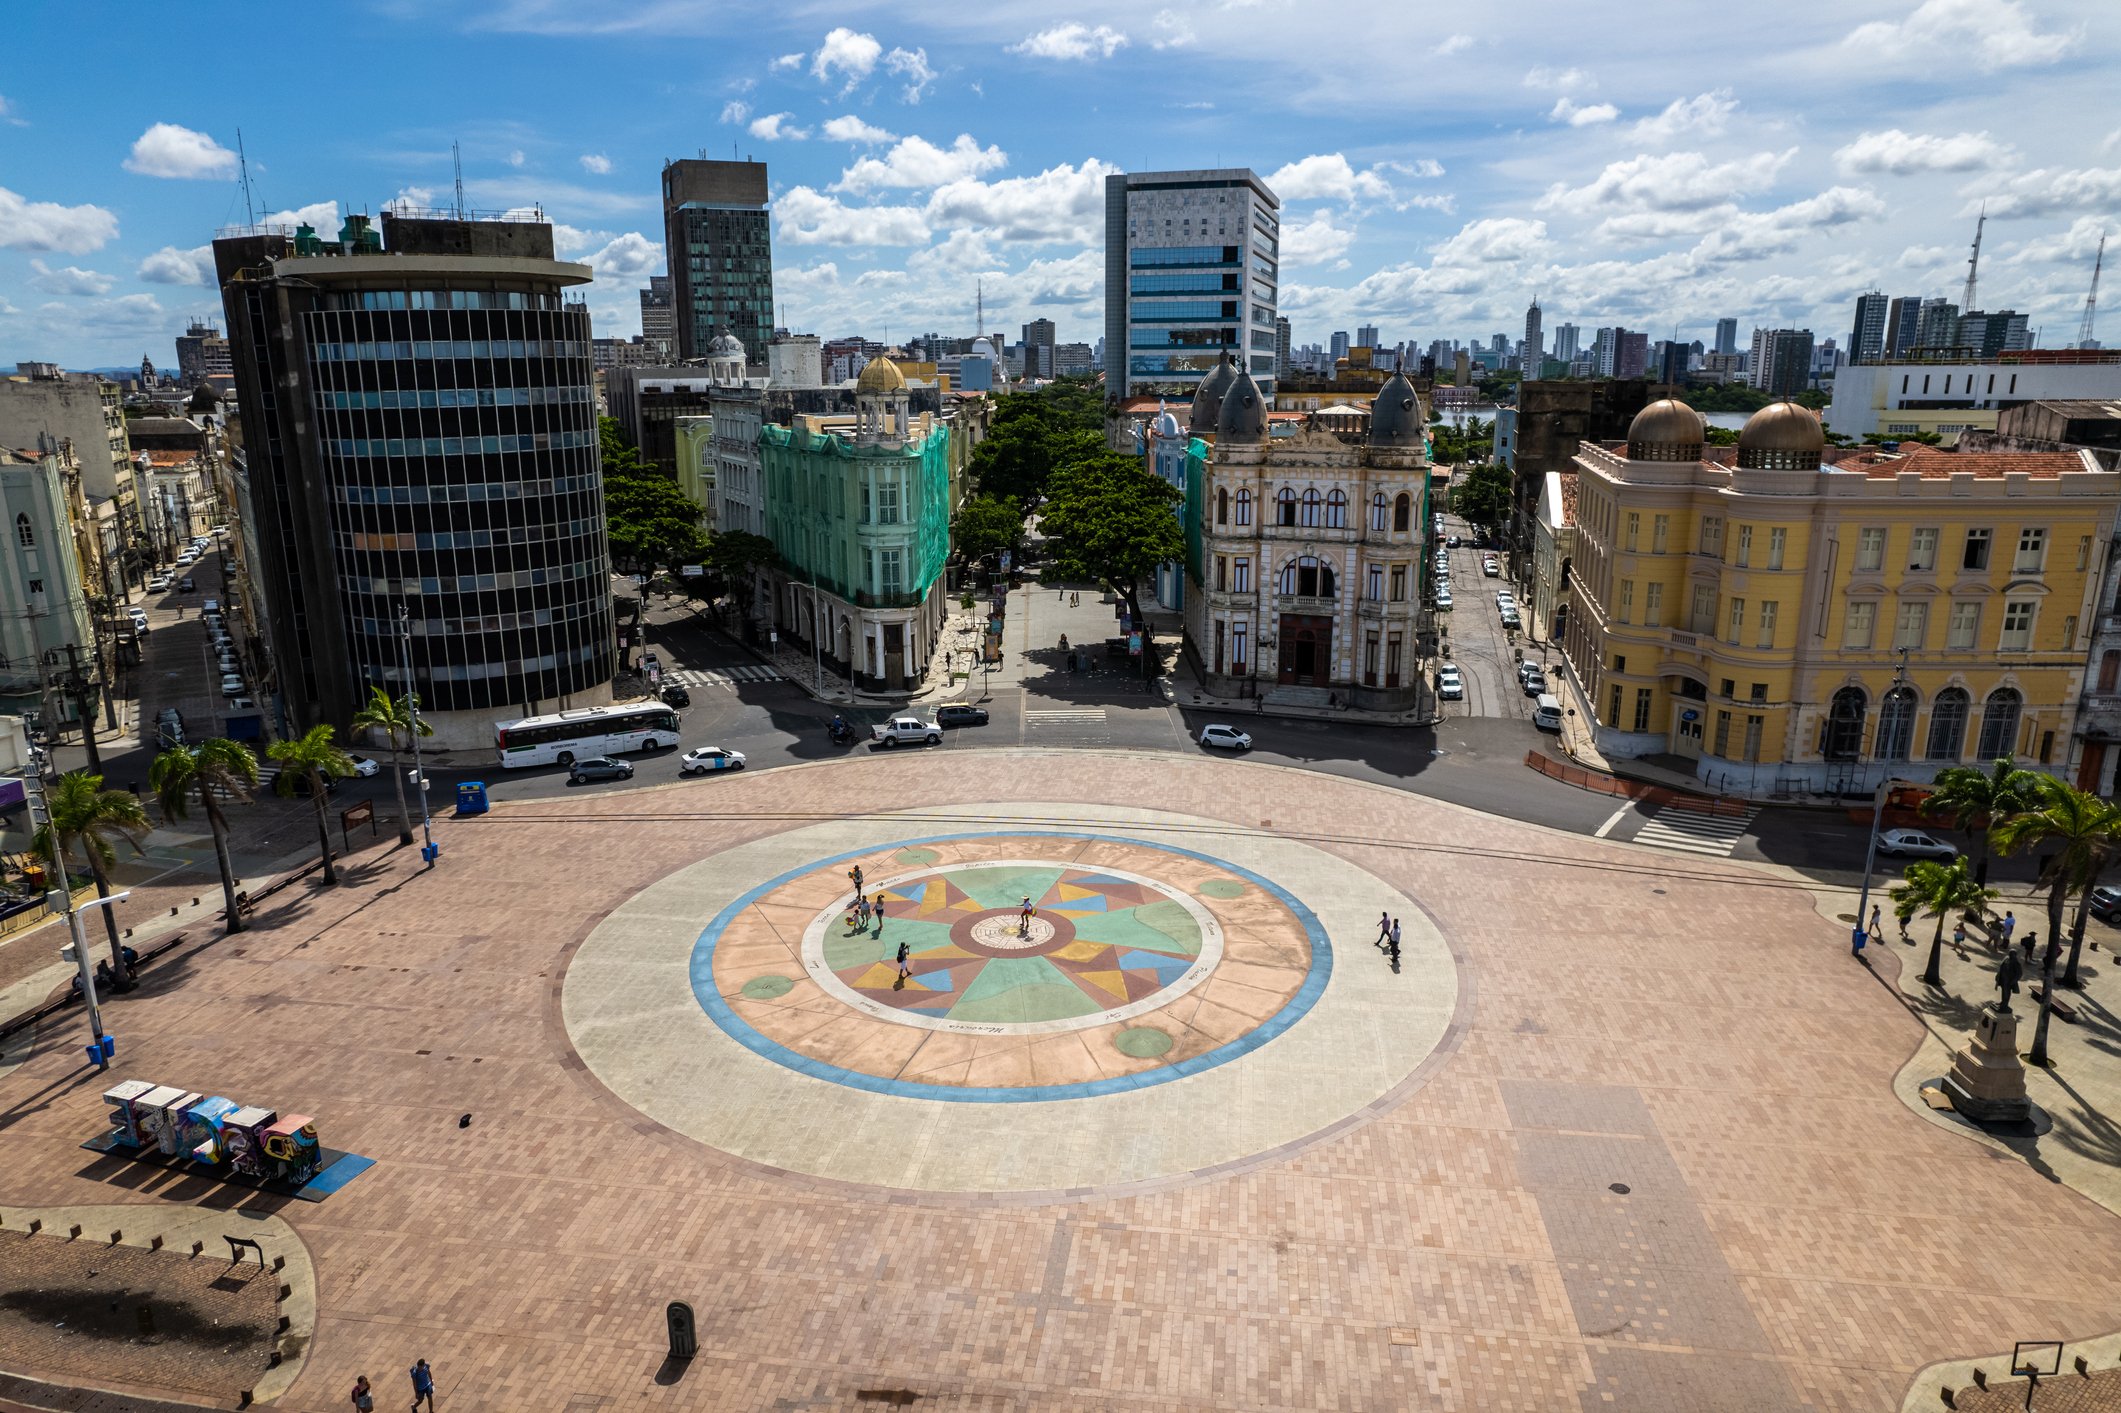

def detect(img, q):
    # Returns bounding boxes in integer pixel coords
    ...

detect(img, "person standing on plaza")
[2000,910,2016,949]
[1389,918,1402,959]
[873,894,886,937]
[409,1359,435,1411]
[350,1375,373,1412]
[1953,919,1967,950]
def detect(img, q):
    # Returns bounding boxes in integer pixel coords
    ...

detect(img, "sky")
[1,0,2117,371]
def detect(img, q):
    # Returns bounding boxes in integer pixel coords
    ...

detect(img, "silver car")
[1878,828,1956,860]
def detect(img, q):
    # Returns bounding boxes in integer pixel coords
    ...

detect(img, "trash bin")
[455,781,489,816]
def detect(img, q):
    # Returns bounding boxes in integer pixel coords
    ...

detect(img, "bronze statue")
[1994,950,2024,1013]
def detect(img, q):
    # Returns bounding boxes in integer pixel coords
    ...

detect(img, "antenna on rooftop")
[2079,233,2106,349]
[452,141,465,219]
[236,128,256,226]
[1961,205,1986,313]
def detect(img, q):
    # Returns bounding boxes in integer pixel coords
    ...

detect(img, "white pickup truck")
[871,715,943,748]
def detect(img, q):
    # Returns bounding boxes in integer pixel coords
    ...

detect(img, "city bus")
[494,702,682,769]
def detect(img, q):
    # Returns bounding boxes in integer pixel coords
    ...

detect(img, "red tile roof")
[1556,471,1579,525]
[1835,446,2093,479]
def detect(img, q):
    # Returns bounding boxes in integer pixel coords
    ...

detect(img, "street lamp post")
[396,604,437,866]
[60,892,133,1068]
[1850,649,1912,955]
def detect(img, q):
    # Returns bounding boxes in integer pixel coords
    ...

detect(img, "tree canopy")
[952,494,1025,566]
[600,416,711,575]
[966,385,1108,505]
[1450,461,1513,533]
[1037,451,1183,644]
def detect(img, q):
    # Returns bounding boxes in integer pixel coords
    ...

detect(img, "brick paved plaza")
[4,750,2121,1411]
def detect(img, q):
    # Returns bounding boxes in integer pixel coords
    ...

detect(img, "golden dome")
[856,357,906,393]
[1626,398,1705,451]
[1738,400,1825,453]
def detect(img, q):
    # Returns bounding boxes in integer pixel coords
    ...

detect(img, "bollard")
[278,1283,291,1301]
[109,1230,121,1245]
[1972,1369,1987,1389]
[67,1223,81,1239]
[276,1314,290,1333]
[1939,1389,1956,1409]
[150,1235,163,1251]
[190,1239,203,1256]
[271,1254,285,1272]
[2077,1355,2091,1376]
[26,1220,39,1235]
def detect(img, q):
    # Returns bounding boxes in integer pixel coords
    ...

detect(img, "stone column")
[1942,1004,2031,1122]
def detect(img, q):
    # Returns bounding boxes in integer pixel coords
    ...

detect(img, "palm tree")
[2052,793,2121,989]
[1922,758,2042,887]
[1991,776,2121,995]
[268,725,357,886]
[148,739,259,934]
[31,771,150,982]
[1890,857,1998,988]
[351,686,432,847]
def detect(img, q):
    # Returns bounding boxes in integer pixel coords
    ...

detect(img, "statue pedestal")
[1943,1005,2031,1122]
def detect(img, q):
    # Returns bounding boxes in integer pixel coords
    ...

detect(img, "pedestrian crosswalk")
[1632,802,1758,857]
[205,766,280,802]
[1026,708,1108,723]
[661,665,785,690]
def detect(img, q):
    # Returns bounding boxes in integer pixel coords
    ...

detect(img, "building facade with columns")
[1182,359,1431,709]
[1563,397,2121,795]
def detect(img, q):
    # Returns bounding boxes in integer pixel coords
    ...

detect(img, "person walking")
[872,894,886,937]
[1389,918,1402,959]
[1868,905,1882,944]
[1952,919,1968,950]
[409,1359,435,1412]
[2022,929,2037,959]
[2000,910,2016,949]
[349,1375,373,1412]
[1375,911,1391,950]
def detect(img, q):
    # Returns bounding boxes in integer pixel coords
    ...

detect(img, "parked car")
[936,703,990,727]
[1435,666,1464,701]
[178,576,196,592]
[680,746,746,775]
[1198,723,1252,752]
[1434,589,1454,610]
[345,754,381,777]
[1482,558,1501,577]
[219,675,245,696]
[147,574,171,593]
[660,683,691,707]
[1517,660,1542,684]
[1521,671,1548,697]
[568,756,635,785]
[1445,534,1461,547]
[1878,828,1956,860]
[2088,886,2121,921]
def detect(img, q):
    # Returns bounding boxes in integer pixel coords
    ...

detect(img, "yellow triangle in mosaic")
[1056,883,1098,902]
[1078,968,1129,1001]
[851,963,900,989]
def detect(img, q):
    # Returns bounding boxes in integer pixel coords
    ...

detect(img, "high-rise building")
[1849,292,1890,365]
[1914,298,1961,352]
[213,210,613,746]
[1273,316,1291,378]
[1614,331,1649,380]
[1330,331,1351,363]
[1021,318,1057,379]
[1653,340,1690,384]
[1748,327,1816,397]
[174,320,233,387]
[1884,296,1924,360]
[1958,309,2032,357]
[1103,167,1280,400]
[1591,328,1619,377]
[661,159,774,364]
[1553,323,1582,364]
[1713,317,1738,356]
[1355,324,1380,349]
[639,274,673,360]
[1523,300,1544,368]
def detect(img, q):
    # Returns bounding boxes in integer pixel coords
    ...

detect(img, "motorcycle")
[829,719,854,746]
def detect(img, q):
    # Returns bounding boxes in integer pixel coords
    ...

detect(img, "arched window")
[1876,686,1917,760]
[13,514,30,548]
[1276,488,1297,526]
[1234,489,1253,526]
[1299,489,1322,527]
[1370,493,1389,531]
[1325,489,1348,528]
[1926,688,1969,761]
[1976,687,2022,761]
[1277,556,1337,598]
[1393,493,1411,532]
[1823,686,1866,761]
[1216,487,1229,525]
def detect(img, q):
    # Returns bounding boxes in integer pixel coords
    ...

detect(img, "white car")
[1879,828,1957,860]
[345,754,381,777]
[1482,559,1501,577]
[219,675,245,696]
[1495,591,1517,607]
[1435,666,1464,701]
[147,575,172,593]
[680,746,747,775]
[1198,723,1252,752]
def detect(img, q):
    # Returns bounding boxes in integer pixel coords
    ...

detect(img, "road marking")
[1632,803,1760,858]
[1026,708,1108,722]
[664,665,785,689]
[1593,804,1632,839]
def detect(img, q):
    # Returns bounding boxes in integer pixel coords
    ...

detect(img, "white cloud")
[1151,11,1195,48]
[835,135,1007,194]
[1381,158,1446,180]
[262,200,339,229]
[1971,166,2121,218]
[1632,90,1738,143]
[812,27,882,87]
[823,115,896,145]
[1009,23,1128,61]
[549,223,609,259]
[506,150,526,168]
[136,244,215,286]
[1435,33,1475,56]
[770,52,804,73]
[382,186,436,215]
[1835,129,2013,175]
[1550,98,1619,127]
[924,159,1119,244]
[747,113,809,142]
[123,122,237,179]
[1523,66,1592,91]
[2004,216,2113,266]
[1845,0,2076,72]
[1539,149,1796,215]
[581,232,663,281]
[49,294,166,333]
[579,153,612,175]
[886,48,936,103]
[30,259,115,296]
[1281,210,1356,266]
[0,187,120,253]
[1433,218,1550,266]
[0,95,25,127]
[1268,154,1394,205]
[1687,187,1887,267]
[720,100,752,125]
[776,187,930,246]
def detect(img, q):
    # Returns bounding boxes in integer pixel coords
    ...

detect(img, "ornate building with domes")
[1562,396,2121,794]
[1180,363,1432,709]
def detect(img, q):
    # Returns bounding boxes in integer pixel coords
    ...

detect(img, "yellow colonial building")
[1562,397,2121,795]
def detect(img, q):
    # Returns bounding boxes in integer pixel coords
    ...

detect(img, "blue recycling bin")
[455,781,490,816]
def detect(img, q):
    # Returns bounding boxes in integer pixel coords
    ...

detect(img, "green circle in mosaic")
[1114,1027,1173,1058]
[895,847,941,864]
[1198,879,1247,899]
[741,974,795,1000]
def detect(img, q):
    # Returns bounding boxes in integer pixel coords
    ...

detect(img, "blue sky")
[1,0,2117,370]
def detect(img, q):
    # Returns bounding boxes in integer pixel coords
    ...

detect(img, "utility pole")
[1851,649,1912,956]
[60,642,103,776]
[26,770,130,1066]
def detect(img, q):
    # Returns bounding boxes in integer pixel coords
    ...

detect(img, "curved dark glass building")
[215,211,613,747]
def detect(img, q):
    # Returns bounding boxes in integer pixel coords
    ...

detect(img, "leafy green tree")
[1450,461,1514,534]
[707,530,780,623]
[1922,758,2041,886]
[1037,451,1184,659]
[351,686,433,847]
[1992,777,2120,1040]
[148,739,259,934]
[1890,856,1998,988]
[33,771,150,976]
[953,494,1025,566]
[269,725,358,886]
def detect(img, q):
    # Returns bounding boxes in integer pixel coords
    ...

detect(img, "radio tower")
[2079,234,2106,349]
[1961,206,1986,314]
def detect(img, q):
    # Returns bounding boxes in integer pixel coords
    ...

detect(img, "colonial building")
[759,358,952,693]
[1563,397,2121,795]
[0,448,96,723]
[1183,361,1430,709]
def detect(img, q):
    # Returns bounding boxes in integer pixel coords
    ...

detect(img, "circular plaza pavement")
[561,803,1457,1191]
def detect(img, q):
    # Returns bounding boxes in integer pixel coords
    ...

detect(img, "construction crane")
[1961,206,1986,314]
[2080,234,2106,349]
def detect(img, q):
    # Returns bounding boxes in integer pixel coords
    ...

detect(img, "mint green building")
[759,359,954,691]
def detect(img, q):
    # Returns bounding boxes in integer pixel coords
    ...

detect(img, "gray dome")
[1216,369,1267,442]
[1188,355,1239,433]
[1368,371,1422,447]
[707,331,745,360]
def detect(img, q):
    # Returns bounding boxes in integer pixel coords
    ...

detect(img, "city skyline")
[0,0,2116,369]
